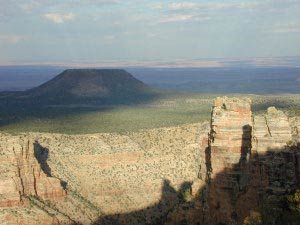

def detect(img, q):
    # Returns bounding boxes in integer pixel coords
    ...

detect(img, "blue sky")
[0,0,300,65]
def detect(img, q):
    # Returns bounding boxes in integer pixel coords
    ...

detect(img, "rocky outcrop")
[206,97,298,225]
[207,97,253,224]
[0,138,66,208]
[210,96,252,175]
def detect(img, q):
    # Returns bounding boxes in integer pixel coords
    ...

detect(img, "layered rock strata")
[206,97,298,225]
[0,137,66,208]
[210,96,252,175]
[253,106,292,153]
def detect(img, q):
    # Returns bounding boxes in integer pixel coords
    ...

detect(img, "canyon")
[0,97,299,225]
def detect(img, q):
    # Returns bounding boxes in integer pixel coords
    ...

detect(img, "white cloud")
[43,12,74,24]
[153,1,275,12]
[19,1,42,13]
[272,21,300,33]
[149,1,266,25]
[158,14,210,23]
[273,28,300,33]
[86,0,120,4]
[113,21,121,25]
[0,34,26,44]
[151,3,163,9]
[206,2,259,10]
[168,2,199,10]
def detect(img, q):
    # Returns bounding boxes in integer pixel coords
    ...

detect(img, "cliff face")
[210,97,252,175]
[207,97,253,224]
[206,97,299,225]
[253,106,292,153]
[0,137,66,208]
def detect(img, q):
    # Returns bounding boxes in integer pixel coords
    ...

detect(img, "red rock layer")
[0,139,66,208]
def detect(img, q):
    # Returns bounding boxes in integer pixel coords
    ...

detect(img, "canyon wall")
[206,97,300,225]
[0,97,299,225]
[166,97,300,225]
[0,123,207,224]
[0,136,69,224]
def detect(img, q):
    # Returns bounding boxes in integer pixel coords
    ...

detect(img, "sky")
[0,0,300,65]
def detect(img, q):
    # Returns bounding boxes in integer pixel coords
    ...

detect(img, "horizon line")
[0,56,300,68]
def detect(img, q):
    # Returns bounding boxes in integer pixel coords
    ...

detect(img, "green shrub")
[180,188,192,202]
[287,189,300,213]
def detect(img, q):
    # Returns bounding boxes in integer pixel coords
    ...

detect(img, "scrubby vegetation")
[258,189,300,225]
[243,211,262,225]
[2,93,300,134]
[287,189,300,213]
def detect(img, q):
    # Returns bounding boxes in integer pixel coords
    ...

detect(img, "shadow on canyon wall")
[34,141,52,176]
[91,180,192,225]
[87,124,300,225]
[33,141,68,189]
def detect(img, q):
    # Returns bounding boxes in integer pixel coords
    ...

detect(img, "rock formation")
[207,97,253,224]
[0,138,66,208]
[210,96,252,175]
[253,106,292,153]
[206,97,299,225]
[166,97,299,225]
